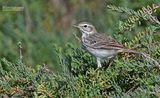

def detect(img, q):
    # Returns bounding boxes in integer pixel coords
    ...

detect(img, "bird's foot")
[95,67,102,71]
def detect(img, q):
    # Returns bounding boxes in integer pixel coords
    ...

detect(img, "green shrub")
[0,2,160,98]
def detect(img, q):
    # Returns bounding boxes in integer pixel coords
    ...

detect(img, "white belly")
[86,47,118,58]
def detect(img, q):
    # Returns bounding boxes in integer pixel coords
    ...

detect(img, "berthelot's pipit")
[74,22,160,68]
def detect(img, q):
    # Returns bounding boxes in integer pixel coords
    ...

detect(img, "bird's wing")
[85,33,125,50]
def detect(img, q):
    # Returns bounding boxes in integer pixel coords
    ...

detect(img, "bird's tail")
[119,49,160,70]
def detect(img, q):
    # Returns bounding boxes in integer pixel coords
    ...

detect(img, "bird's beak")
[73,24,79,28]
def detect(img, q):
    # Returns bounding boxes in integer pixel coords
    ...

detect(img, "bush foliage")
[0,1,160,98]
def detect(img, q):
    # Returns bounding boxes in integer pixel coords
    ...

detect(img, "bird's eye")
[84,25,87,28]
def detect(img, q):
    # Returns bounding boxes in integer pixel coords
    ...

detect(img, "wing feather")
[84,33,125,50]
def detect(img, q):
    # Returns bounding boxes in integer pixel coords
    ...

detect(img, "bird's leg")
[107,56,115,68]
[96,57,102,68]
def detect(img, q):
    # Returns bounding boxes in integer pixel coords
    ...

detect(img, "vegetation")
[0,0,160,97]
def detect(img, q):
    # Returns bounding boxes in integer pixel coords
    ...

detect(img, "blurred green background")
[0,0,159,70]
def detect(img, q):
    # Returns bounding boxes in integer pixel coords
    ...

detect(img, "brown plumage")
[74,22,160,68]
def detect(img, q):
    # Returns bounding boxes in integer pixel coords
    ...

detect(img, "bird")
[74,22,160,68]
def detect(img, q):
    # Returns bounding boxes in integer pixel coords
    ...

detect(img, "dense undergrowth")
[0,2,160,98]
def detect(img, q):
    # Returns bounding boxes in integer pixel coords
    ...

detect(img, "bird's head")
[74,22,96,35]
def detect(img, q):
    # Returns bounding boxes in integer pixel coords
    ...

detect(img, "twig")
[73,33,81,42]
[140,53,160,69]
[18,42,23,63]
[126,84,137,94]
[123,49,160,70]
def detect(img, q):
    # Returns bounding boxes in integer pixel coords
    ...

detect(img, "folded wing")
[84,33,125,50]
